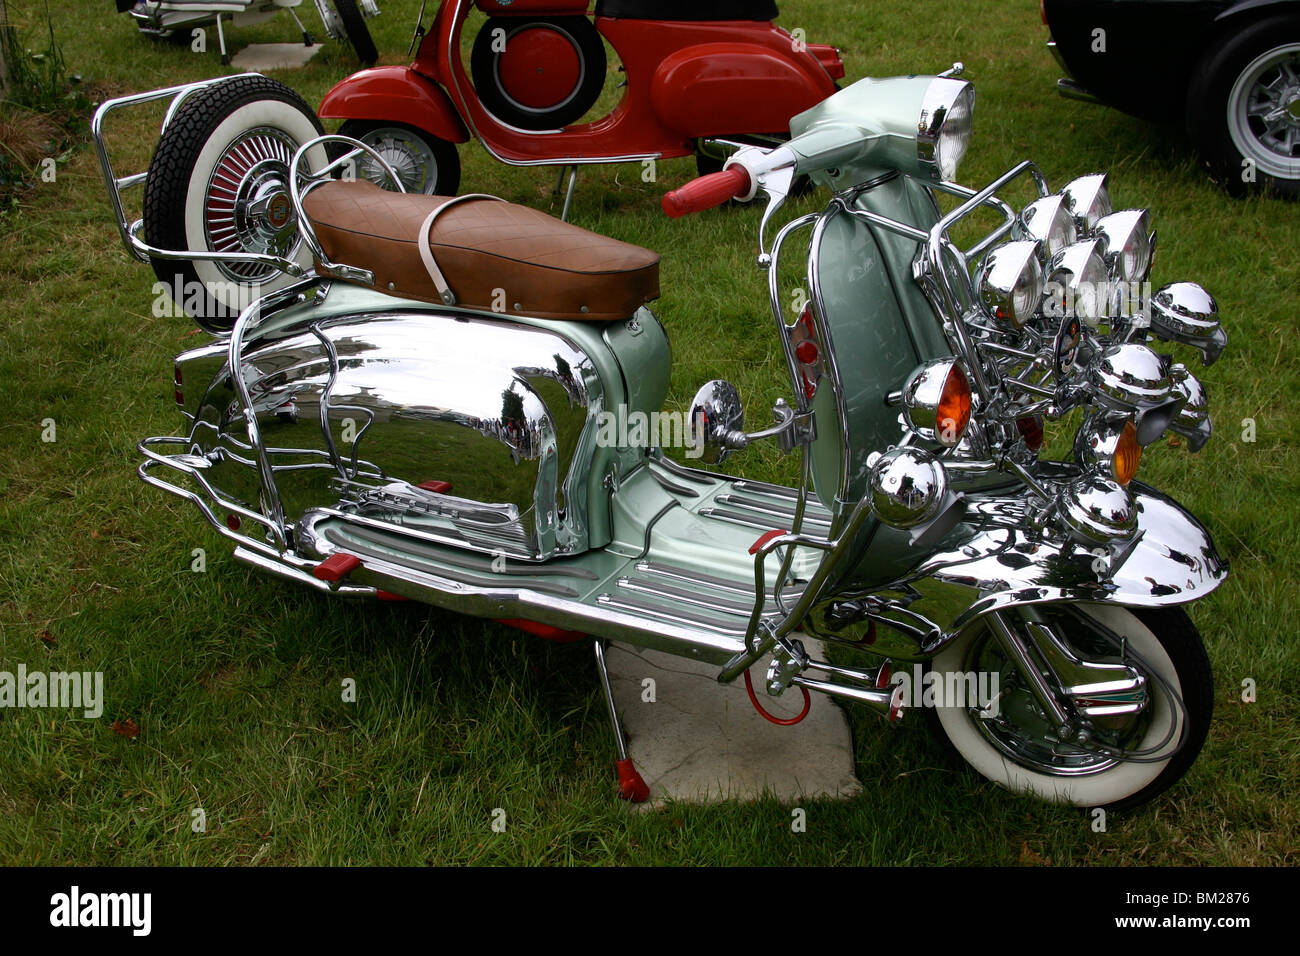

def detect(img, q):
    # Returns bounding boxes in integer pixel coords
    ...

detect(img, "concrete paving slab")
[230,42,322,71]
[605,641,862,806]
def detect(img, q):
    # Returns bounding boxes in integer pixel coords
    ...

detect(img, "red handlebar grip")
[662,166,752,218]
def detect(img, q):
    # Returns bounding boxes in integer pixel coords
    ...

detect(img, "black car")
[1044,0,1300,197]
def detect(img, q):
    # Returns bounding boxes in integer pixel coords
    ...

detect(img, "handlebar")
[662,166,752,218]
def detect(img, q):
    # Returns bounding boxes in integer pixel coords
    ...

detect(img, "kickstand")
[287,5,315,46]
[552,165,578,222]
[593,639,649,803]
[216,13,229,65]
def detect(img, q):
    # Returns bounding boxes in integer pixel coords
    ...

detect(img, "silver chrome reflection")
[1169,363,1213,452]
[1014,194,1077,259]
[1092,209,1153,282]
[868,446,950,529]
[976,240,1045,329]
[1061,173,1112,232]
[902,359,970,445]
[1059,475,1139,545]
[917,78,976,181]
[1149,282,1228,367]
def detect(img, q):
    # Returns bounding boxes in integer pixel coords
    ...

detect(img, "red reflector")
[418,480,453,493]
[175,390,185,406]
[376,590,410,602]
[748,529,789,555]
[225,514,241,531]
[313,552,362,582]
[795,340,819,364]
[1017,415,1045,451]
[174,366,183,385]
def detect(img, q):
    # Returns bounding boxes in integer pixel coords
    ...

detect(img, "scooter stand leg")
[561,166,578,222]
[216,14,229,65]
[593,638,649,803]
[287,6,315,46]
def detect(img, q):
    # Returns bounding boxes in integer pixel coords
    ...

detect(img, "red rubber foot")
[615,758,650,803]
[418,480,453,494]
[313,552,361,582]
[748,529,789,555]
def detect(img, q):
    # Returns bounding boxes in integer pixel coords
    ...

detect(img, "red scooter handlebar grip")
[662,166,752,218]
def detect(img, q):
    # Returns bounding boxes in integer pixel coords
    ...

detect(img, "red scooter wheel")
[470,16,607,131]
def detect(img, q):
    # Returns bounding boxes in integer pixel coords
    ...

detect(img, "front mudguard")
[318,66,470,144]
[833,482,1228,661]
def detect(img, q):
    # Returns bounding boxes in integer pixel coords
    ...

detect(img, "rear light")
[1016,415,1045,451]
[793,307,821,400]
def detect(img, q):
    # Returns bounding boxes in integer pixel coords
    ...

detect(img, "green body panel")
[808,175,950,514]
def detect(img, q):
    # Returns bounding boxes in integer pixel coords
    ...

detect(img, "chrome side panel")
[183,309,611,559]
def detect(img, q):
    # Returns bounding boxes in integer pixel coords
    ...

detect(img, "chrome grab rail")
[91,74,307,272]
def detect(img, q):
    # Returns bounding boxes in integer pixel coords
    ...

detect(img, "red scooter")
[318,0,844,201]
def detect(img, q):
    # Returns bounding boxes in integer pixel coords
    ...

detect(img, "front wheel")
[1187,15,1300,199]
[336,121,460,195]
[318,0,379,65]
[926,605,1213,811]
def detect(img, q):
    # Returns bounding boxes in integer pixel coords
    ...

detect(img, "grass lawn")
[0,0,1296,866]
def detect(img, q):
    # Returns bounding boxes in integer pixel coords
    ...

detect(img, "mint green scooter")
[93,68,1228,809]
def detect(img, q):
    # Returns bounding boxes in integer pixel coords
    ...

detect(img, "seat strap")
[416,193,506,306]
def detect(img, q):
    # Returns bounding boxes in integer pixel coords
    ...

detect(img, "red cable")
[743,668,812,726]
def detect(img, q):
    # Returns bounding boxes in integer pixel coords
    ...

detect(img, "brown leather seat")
[301,180,660,321]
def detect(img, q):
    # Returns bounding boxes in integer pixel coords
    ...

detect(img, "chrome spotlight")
[1014,194,1077,259]
[1086,344,1184,444]
[1061,173,1112,232]
[1092,209,1154,283]
[1149,282,1228,367]
[1059,474,1139,546]
[976,240,1045,329]
[1169,363,1212,453]
[1046,239,1114,326]
[867,446,964,545]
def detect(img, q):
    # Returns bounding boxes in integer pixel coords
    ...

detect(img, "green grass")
[0,0,1297,866]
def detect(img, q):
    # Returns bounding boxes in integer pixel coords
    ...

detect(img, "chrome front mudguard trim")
[915,482,1227,640]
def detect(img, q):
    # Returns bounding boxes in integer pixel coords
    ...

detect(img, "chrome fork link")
[1024,620,1148,721]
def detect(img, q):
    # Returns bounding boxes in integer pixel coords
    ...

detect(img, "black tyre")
[337,120,461,195]
[327,0,378,66]
[142,75,327,331]
[470,16,606,131]
[1186,15,1300,199]
[924,605,1213,811]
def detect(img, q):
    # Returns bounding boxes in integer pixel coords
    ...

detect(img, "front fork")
[985,609,1149,744]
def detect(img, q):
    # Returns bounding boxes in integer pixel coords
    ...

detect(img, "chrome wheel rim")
[204,127,302,282]
[963,611,1155,777]
[356,128,439,194]
[1228,43,1300,180]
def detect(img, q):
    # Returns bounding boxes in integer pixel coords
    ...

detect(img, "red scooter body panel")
[318,65,471,144]
[337,2,842,166]
[419,7,837,164]
[651,41,835,139]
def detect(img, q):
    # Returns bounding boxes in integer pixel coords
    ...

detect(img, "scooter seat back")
[302,180,660,321]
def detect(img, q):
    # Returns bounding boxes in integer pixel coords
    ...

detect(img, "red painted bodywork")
[320,0,842,167]
[319,65,470,144]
